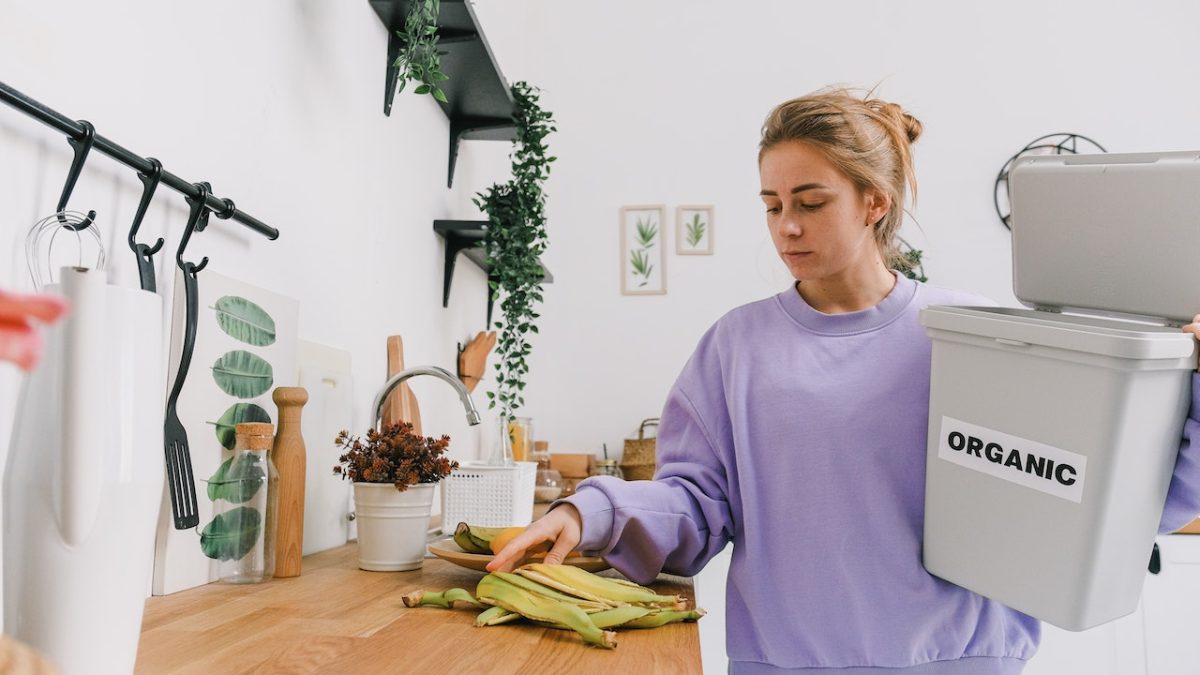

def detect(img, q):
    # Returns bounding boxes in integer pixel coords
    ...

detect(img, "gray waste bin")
[920,151,1200,631]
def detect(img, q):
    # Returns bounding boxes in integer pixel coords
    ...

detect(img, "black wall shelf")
[434,220,553,326]
[369,0,516,187]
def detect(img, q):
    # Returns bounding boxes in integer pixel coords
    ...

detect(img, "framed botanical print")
[676,205,714,255]
[620,205,667,295]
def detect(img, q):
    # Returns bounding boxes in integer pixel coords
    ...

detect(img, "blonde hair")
[759,86,922,270]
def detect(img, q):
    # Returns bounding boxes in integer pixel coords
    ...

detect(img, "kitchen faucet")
[370,365,482,431]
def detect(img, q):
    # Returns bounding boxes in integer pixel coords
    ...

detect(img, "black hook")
[57,120,98,231]
[129,158,165,292]
[193,187,231,233]
[178,182,211,274]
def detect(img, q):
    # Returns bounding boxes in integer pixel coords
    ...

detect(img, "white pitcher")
[3,266,164,675]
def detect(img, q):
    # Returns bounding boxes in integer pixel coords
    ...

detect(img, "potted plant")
[474,81,556,444]
[334,422,458,571]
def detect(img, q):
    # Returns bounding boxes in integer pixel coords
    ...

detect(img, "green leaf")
[630,248,651,277]
[206,452,267,502]
[433,88,448,103]
[212,296,277,347]
[414,84,431,95]
[686,214,706,247]
[209,403,272,450]
[211,350,274,399]
[635,217,658,247]
[200,506,262,561]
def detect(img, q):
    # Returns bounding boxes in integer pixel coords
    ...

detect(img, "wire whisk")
[25,210,106,291]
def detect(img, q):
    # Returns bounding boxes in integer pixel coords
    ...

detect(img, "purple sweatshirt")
[562,271,1200,674]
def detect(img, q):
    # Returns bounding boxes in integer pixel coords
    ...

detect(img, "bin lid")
[921,305,1196,360]
[1009,151,1200,326]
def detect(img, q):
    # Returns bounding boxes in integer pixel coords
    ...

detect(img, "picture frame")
[676,205,714,255]
[620,205,667,295]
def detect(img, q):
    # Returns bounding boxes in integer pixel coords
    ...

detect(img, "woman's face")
[759,140,888,282]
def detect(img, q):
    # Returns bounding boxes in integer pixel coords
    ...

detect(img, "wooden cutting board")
[382,335,421,435]
[296,340,353,556]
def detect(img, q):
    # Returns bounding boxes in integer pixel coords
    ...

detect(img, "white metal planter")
[353,482,436,572]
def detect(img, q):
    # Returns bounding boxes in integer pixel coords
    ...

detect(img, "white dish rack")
[440,461,537,533]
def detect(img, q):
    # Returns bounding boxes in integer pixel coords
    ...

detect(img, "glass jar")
[508,416,533,462]
[211,422,276,584]
[594,459,624,480]
[534,467,563,503]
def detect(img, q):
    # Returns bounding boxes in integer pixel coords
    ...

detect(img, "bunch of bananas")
[402,562,704,649]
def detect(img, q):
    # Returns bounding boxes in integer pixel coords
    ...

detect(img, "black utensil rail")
[0,80,280,242]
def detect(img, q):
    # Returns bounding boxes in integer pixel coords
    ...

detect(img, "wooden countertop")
[136,542,702,674]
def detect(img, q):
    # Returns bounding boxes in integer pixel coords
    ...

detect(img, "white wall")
[0,0,506,608]
[4,0,1200,671]
[473,0,1200,453]
[469,1,1200,672]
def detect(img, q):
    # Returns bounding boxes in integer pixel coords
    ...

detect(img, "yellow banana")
[453,522,499,554]
[402,588,483,609]
[516,563,686,609]
[476,574,617,649]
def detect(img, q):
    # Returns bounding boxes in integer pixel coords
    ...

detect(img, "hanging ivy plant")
[474,82,556,421]
[393,0,448,103]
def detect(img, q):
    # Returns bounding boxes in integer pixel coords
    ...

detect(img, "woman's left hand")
[0,289,69,371]
[1183,314,1200,371]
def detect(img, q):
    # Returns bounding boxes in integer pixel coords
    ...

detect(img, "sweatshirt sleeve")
[554,381,735,585]
[1158,372,1200,534]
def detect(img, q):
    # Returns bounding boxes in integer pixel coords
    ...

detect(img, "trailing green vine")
[393,0,448,103]
[474,82,556,421]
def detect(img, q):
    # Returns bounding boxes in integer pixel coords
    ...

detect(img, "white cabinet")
[1142,535,1200,675]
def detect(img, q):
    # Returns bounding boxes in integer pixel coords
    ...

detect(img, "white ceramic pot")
[3,267,163,675]
[353,482,436,571]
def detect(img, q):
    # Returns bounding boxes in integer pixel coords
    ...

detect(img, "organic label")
[937,416,1087,503]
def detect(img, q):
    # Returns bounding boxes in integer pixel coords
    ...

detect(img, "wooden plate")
[426,538,610,573]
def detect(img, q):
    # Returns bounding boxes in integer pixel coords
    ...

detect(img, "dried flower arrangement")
[333,422,458,491]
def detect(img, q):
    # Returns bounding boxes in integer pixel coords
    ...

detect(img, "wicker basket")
[440,461,537,532]
[620,418,659,481]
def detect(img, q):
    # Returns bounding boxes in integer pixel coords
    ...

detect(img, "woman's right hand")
[486,503,583,573]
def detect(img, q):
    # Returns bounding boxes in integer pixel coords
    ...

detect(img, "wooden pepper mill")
[272,386,308,578]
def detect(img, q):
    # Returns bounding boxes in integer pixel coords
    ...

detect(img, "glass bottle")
[215,422,276,584]
[532,440,551,470]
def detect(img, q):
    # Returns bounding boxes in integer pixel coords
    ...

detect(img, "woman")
[489,88,1200,673]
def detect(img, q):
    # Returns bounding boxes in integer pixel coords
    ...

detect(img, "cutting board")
[296,340,353,556]
[382,335,421,435]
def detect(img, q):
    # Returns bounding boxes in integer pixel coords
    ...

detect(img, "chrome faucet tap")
[371,366,482,432]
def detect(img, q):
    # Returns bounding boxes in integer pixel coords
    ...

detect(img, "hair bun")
[877,101,923,144]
